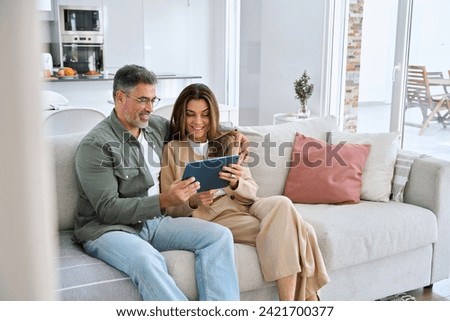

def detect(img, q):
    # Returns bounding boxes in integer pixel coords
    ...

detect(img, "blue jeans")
[83,216,239,301]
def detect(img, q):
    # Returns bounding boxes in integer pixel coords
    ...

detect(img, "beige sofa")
[51,116,450,300]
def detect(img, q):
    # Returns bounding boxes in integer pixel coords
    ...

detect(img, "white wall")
[143,0,190,74]
[104,0,145,68]
[240,0,328,125]
[143,0,226,103]
[239,0,262,117]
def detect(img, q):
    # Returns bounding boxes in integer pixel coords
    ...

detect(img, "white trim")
[389,0,413,136]
[320,0,335,117]
[325,0,349,129]
[224,0,240,107]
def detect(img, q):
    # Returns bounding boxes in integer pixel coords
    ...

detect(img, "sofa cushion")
[56,230,142,300]
[237,116,338,197]
[283,134,371,204]
[47,132,88,230]
[56,231,274,300]
[329,131,400,202]
[297,201,438,271]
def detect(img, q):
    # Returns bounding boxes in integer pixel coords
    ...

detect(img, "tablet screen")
[181,155,239,192]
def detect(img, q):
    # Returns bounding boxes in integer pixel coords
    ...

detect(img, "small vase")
[297,102,310,119]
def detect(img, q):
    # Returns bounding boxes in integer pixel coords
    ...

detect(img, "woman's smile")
[186,99,210,142]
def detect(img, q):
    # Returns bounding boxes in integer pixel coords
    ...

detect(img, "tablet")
[182,155,239,192]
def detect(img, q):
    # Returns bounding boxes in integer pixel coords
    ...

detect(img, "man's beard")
[126,111,149,129]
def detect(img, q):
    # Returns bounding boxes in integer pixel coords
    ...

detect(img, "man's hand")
[159,177,200,209]
[228,130,250,162]
[189,189,218,208]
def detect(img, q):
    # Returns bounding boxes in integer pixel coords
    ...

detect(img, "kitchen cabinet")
[37,0,51,11]
[143,0,190,73]
[38,0,55,21]
[43,78,114,115]
[103,0,145,70]
[58,0,102,6]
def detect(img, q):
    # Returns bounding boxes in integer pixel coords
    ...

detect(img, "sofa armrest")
[404,156,450,283]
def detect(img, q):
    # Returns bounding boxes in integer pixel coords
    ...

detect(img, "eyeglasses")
[122,91,161,107]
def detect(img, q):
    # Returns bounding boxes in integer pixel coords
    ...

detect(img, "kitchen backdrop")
[38,0,229,101]
[38,0,238,125]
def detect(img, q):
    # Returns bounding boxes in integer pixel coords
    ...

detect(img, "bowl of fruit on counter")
[56,67,78,79]
[83,70,102,79]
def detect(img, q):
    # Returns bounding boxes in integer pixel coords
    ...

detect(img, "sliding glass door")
[333,0,450,161]
[401,0,450,161]
[357,0,406,133]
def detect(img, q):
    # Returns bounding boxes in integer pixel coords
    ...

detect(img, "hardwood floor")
[405,277,450,301]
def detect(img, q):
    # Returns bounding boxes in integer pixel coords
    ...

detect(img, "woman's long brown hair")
[169,83,238,157]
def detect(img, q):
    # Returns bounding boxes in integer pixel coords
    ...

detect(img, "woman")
[160,83,329,300]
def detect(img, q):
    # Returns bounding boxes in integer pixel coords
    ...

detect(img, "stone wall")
[344,0,364,132]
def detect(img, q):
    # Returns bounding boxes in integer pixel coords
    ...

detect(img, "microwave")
[59,6,103,43]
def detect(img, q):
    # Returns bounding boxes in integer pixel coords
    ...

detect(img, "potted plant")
[294,70,314,118]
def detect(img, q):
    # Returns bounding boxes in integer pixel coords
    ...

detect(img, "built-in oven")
[62,43,103,74]
[59,6,103,43]
[58,6,104,74]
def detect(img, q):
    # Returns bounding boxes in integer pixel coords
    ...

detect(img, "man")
[74,64,240,300]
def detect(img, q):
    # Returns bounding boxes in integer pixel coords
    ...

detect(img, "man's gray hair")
[113,64,158,99]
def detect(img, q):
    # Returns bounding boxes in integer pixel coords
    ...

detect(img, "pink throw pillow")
[283,133,371,204]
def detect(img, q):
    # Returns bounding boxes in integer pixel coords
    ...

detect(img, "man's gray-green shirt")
[74,109,170,242]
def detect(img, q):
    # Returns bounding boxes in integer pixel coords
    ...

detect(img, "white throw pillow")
[329,131,400,202]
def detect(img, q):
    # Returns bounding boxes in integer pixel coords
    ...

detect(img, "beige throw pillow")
[329,131,400,202]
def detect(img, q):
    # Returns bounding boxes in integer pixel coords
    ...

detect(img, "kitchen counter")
[44,76,110,82]
[42,73,203,114]
[44,73,202,82]
[42,72,238,126]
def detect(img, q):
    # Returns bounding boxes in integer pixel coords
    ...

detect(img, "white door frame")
[389,0,413,136]
[322,0,350,128]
